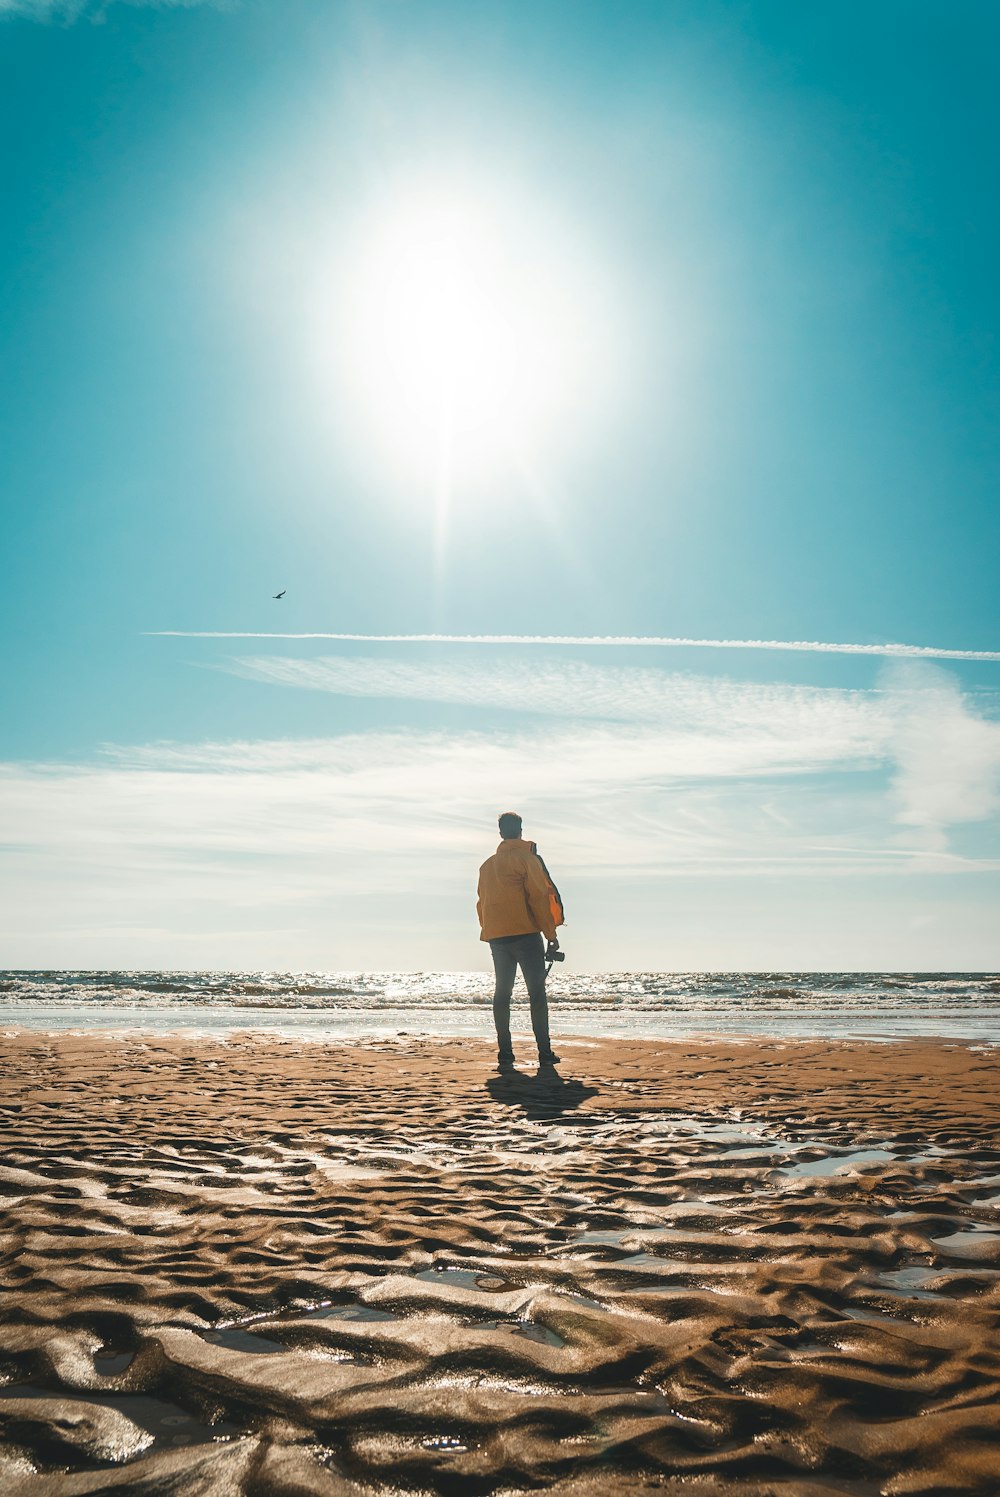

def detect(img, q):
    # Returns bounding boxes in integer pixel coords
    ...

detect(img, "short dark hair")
[498,811,522,839]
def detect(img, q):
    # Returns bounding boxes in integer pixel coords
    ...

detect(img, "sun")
[367,198,518,453]
[331,179,618,498]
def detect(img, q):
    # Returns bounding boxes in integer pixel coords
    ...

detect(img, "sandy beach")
[1,1029,999,1495]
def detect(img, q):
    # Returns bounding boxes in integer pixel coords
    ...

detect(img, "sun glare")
[331,181,619,497]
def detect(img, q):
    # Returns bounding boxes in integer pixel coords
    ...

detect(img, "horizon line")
[146,631,1000,661]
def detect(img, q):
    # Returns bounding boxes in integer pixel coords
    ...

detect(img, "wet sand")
[1,1029,999,1495]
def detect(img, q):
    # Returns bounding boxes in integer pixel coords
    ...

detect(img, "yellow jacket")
[477,838,565,943]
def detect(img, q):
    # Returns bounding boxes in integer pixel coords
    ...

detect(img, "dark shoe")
[497,1054,516,1073]
[538,1051,560,1068]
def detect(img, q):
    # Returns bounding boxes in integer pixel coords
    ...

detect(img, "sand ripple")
[1,1031,999,1493]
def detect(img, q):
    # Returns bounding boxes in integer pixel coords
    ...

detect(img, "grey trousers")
[489,932,551,1059]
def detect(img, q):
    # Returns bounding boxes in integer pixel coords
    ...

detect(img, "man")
[477,811,565,1071]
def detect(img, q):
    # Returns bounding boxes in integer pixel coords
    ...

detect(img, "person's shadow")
[485,1065,598,1121]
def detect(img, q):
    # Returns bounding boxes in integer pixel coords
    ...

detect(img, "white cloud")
[884,661,1000,851]
[2,665,998,967]
[216,659,1000,852]
[0,727,870,964]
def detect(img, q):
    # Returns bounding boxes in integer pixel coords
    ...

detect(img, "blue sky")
[2,0,998,969]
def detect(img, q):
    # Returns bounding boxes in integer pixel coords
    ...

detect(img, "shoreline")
[4,1011,1000,1046]
[2,1030,999,1493]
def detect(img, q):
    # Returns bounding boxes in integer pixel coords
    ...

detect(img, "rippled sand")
[1,1030,999,1494]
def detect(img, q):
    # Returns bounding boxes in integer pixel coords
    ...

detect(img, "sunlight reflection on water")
[1,970,998,1041]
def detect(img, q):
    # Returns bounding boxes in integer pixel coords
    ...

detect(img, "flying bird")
[273,590,286,599]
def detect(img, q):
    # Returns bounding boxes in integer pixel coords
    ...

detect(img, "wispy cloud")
[149,631,1000,661]
[13,662,999,870]
[223,653,893,741]
[3,664,998,967]
[217,654,1000,854]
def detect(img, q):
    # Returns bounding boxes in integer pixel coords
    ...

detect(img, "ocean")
[2,970,999,1042]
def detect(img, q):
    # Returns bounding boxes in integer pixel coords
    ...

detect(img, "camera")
[546,945,565,963]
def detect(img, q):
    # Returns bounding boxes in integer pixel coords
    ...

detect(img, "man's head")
[498,811,522,840]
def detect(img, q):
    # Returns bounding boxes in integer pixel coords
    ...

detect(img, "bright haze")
[2,0,999,971]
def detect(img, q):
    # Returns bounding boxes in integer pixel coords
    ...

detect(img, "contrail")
[146,632,1000,661]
